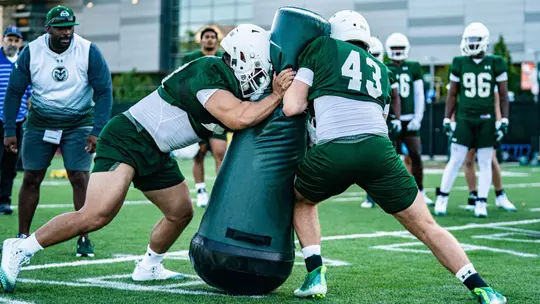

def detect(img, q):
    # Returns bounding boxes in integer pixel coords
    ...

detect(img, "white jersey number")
[399,73,411,98]
[341,51,382,98]
[463,72,492,98]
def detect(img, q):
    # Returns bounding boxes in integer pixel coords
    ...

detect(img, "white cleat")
[464,204,475,211]
[0,238,32,293]
[360,200,374,208]
[196,191,209,208]
[474,201,488,218]
[434,196,448,216]
[495,194,517,212]
[131,262,185,281]
[422,190,434,207]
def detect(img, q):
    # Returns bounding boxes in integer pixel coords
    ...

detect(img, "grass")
[0,156,539,303]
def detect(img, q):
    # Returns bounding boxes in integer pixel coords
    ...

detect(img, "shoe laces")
[9,248,31,275]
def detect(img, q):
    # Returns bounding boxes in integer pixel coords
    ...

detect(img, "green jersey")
[450,55,507,119]
[297,36,392,110]
[183,50,224,64]
[157,56,241,139]
[386,61,423,116]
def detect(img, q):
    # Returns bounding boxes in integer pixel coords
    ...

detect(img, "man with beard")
[0,26,32,215]
[182,27,227,208]
[3,6,112,257]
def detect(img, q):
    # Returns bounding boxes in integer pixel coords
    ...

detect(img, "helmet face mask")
[385,33,410,61]
[461,22,489,56]
[221,24,272,98]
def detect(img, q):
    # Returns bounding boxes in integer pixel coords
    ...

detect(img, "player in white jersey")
[3,5,113,257]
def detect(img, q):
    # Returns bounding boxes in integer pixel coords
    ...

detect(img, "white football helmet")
[329,10,371,47]
[461,22,489,56]
[368,37,384,61]
[220,24,272,98]
[385,33,410,61]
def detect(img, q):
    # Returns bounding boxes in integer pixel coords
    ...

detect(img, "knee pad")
[477,147,493,170]
[449,144,468,167]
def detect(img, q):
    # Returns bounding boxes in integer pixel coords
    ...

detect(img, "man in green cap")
[3,5,113,258]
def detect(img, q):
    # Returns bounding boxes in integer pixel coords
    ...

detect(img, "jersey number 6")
[341,50,383,98]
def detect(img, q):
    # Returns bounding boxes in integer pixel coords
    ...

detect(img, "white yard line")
[371,242,538,257]
[472,232,540,243]
[0,297,35,304]
[16,278,226,297]
[312,219,540,243]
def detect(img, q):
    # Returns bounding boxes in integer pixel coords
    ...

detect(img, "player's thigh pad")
[355,136,418,214]
[476,119,496,149]
[21,127,57,170]
[132,156,184,192]
[93,114,184,191]
[60,126,93,171]
[452,119,475,148]
[294,141,358,203]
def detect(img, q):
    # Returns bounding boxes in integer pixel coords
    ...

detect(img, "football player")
[385,33,433,205]
[282,11,506,303]
[450,84,516,212]
[435,22,510,218]
[0,24,295,293]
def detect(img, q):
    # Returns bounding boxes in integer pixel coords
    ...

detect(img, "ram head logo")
[52,67,68,82]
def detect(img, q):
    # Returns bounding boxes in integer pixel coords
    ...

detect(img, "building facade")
[5,0,539,72]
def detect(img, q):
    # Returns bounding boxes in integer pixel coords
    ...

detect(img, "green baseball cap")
[46,6,79,27]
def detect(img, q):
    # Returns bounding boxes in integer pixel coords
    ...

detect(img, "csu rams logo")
[52,67,68,82]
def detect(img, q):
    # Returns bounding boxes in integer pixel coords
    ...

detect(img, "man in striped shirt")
[0,26,31,215]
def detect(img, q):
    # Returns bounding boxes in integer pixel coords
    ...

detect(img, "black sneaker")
[76,237,95,257]
[0,203,13,215]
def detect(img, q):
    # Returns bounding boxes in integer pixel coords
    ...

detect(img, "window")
[237,3,252,20]
[213,5,235,22]
[180,8,189,23]
[190,7,212,23]
[190,0,212,7]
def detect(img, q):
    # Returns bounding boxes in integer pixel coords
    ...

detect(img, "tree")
[493,35,519,93]
[112,68,155,103]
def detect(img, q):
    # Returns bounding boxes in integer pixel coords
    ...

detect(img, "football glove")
[443,118,452,136]
[406,118,422,131]
[390,119,402,134]
[495,118,509,142]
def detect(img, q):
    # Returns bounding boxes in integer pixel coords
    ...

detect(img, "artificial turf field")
[0,156,539,303]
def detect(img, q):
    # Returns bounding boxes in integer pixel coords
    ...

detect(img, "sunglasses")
[48,15,76,25]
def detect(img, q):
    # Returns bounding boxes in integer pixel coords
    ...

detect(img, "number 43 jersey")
[450,55,507,119]
[298,36,392,111]
[296,36,393,142]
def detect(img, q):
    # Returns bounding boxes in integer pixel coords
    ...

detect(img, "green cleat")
[76,237,95,257]
[294,266,327,298]
[473,287,507,304]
